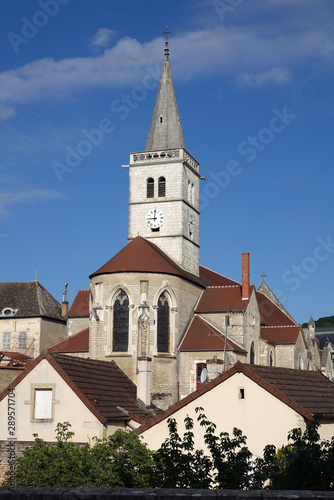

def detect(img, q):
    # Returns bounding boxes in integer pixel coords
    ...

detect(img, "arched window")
[19,332,27,349]
[147,178,154,198]
[158,177,166,197]
[250,342,255,364]
[157,292,170,353]
[113,289,129,352]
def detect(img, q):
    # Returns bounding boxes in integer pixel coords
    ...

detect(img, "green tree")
[3,422,156,488]
[255,418,334,490]
[155,407,254,489]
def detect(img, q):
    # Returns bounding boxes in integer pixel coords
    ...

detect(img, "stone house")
[0,280,66,362]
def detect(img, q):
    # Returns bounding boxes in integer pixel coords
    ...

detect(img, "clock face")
[188,213,195,234]
[146,208,165,229]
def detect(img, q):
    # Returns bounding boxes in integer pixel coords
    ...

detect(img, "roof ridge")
[261,325,301,329]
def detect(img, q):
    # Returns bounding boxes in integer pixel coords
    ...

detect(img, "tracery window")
[157,292,170,353]
[113,289,129,352]
[147,178,154,198]
[158,177,166,197]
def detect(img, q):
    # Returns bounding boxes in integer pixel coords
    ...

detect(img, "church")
[57,36,332,411]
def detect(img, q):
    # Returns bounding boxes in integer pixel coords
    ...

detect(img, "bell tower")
[127,29,201,276]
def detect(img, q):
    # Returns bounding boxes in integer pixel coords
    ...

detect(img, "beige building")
[0,280,66,360]
[137,362,334,457]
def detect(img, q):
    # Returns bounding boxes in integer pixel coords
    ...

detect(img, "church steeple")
[145,28,185,152]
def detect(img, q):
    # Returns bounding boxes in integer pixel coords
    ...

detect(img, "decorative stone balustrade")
[130,148,199,171]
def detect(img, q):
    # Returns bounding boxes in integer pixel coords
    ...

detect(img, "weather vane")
[163,25,170,60]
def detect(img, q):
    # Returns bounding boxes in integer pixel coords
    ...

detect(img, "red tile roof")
[260,325,301,344]
[0,352,160,425]
[136,362,334,435]
[196,285,254,312]
[67,290,89,317]
[199,266,240,286]
[47,328,89,353]
[90,237,207,287]
[0,351,32,366]
[256,291,295,326]
[179,315,245,352]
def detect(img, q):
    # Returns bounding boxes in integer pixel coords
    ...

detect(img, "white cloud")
[0,7,332,119]
[236,67,292,87]
[90,28,117,48]
[0,189,63,216]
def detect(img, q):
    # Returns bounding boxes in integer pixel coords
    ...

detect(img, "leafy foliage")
[154,407,253,489]
[3,422,156,488]
[255,418,334,490]
[3,413,334,490]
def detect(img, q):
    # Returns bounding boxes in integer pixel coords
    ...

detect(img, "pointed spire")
[144,28,185,152]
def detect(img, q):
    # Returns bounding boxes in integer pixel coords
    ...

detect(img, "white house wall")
[140,372,307,457]
[0,359,105,444]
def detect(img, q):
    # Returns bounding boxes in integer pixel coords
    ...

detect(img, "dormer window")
[1,308,18,317]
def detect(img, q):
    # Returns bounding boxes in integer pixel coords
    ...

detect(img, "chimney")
[242,253,250,300]
[62,283,69,317]
[137,355,151,407]
[206,357,224,381]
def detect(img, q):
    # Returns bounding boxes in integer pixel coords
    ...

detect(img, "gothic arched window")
[158,177,166,197]
[157,292,170,353]
[147,178,154,198]
[113,289,129,352]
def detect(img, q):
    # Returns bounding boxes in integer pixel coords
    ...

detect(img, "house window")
[34,389,53,419]
[19,332,27,349]
[239,388,245,399]
[3,332,11,349]
[158,177,166,197]
[196,362,207,390]
[113,289,129,352]
[147,178,154,198]
[157,292,169,353]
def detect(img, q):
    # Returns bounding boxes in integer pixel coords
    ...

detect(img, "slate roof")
[0,281,65,322]
[260,325,302,344]
[90,236,207,287]
[47,328,89,353]
[179,315,245,353]
[67,289,89,317]
[136,362,334,434]
[0,352,160,425]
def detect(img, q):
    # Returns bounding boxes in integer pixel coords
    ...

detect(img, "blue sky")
[1,0,333,324]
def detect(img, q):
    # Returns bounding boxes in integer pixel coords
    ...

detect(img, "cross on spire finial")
[163,25,170,61]
[261,272,267,283]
